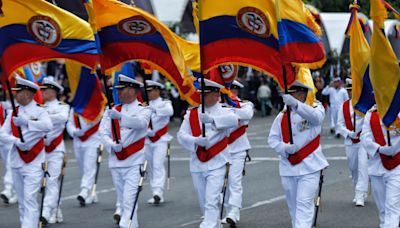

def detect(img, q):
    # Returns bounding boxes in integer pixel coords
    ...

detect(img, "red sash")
[45,132,64,153]
[189,108,228,162]
[228,125,248,144]
[112,105,145,160]
[370,111,400,170]
[281,112,321,165]
[0,103,5,126]
[149,124,169,143]
[11,107,44,163]
[73,113,100,142]
[343,100,360,144]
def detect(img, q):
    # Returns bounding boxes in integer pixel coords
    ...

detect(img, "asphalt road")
[0,111,381,228]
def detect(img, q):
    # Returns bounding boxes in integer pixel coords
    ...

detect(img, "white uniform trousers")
[330,106,340,130]
[145,141,167,197]
[281,171,320,228]
[225,151,246,209]
[383,172,400,228]
[43,151,63,210]
[111,165,140,228]
[355,146,369,193]
[12,164,42,228]
[371,175,386,228]
[191,165,225,228]
[345,145,369,193]
[0,145,13,191]
[74,144,97,191]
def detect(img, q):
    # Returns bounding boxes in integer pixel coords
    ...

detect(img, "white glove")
[147,129,156,137]
[193,136,208,147]
[199,113,214,124]
[379,146,396,156]
[13,116,28,127]
[282,94,299,109]
[73,128,85,137]
[147,106,157,114]
[111,143,123,153]
[109,110,122,120]
[283,143,299,155]
[44,137,51,146]
[348,131,359,139]
[15,140,29,151]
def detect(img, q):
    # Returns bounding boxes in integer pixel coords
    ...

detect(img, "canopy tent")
[387,20,400,60]
[341,13,372,56]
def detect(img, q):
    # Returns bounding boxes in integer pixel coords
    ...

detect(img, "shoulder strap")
[280,112,290,143]
[370,111,386,146]
[343,100,354,131]
[189,108,201,137]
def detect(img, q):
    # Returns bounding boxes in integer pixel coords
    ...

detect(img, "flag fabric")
[65,60,106,122]
[0,0,98,79]
[88,0,200,105]
[198,0,296,89]
[370,0,400,128]
[345,4,374,115]
[277,0,326,69]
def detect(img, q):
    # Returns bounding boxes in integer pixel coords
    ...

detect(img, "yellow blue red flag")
[65,60,106,122]
[345,4,374,115]
[370,0,400,128]
[198,0,296,89]
[0,0,98,79]
[88,0,200,105]
[277,0,326,69]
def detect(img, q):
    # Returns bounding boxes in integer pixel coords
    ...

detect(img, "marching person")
[99,74,152,227]
[0,76,52,228]
[336,78,368,206]
[0,85,18,204]
[361,106,400,228]
[177,78,239,228]
[268,81,329,228]
[322,77,349,137]
[40,77,69,224]
[144,80,173,205]
[222,80,254,226]
[66,90,101,206]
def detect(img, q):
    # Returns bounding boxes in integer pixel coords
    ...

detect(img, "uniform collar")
[204,103,221,113]
[21,100,37,109]
[123,99,139,109]
[149,97,162,106]
[45,99,59,106]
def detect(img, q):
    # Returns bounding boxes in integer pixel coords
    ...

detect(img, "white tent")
[150,0,189,24]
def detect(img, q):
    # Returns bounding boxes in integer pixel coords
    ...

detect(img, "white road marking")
[177,195,286,227]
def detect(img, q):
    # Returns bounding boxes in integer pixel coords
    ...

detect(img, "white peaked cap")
[232,80,244,88]
[12,75,39,91]
[42,76,64,93]
[117,74,143,88]
[145,80,165,89]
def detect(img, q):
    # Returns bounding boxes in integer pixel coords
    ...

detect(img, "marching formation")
[1,0,400,227]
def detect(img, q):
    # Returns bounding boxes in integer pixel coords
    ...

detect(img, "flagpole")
[282,65,293,144]
[6,80,24,143]
[101,73,120,144]
[198,0,206,137]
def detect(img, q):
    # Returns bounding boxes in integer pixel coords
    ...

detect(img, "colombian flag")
[277,0,326,69]
[88,0,200,106]
[65,60,106,122]
[198,0,295,89]
[0,0,98,79]
[370,0,400,128]
[345,4,374,115]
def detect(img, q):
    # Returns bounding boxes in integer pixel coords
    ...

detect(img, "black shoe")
[113,213,121,225]
[153,195,161,205]
[0,194,9,204]
[40,216,48,226]
[330,129,335,134]
[77,195,86,207]
[226,217,237,227]
[336,134,340,139]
